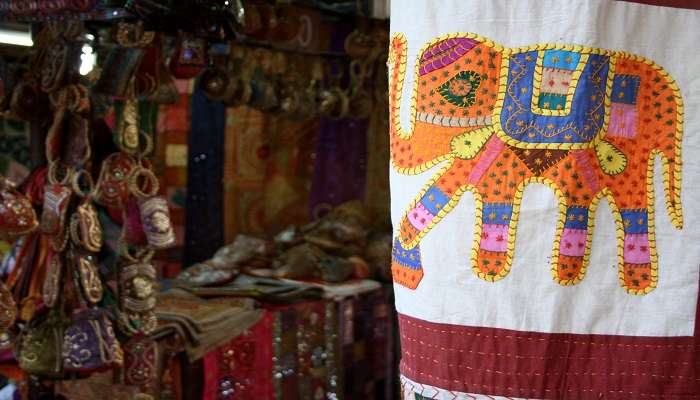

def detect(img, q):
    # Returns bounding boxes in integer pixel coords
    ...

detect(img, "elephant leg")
[546,151,599,285]
[552,203,594,285]
[397,159,474,248]
[472,200,516,281]
[618,208,656,294]
[469,142,533,281]
[394,159,472,289]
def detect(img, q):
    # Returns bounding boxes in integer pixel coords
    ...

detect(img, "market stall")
[0,1,394,398]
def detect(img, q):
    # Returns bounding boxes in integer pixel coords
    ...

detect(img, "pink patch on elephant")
[480,223,509,252]
[559,228,588,257]
[623,233,652,264]
[572,150,600,193]
[407,203,435,231]
[608,103,638,138]
[468,136,505,184]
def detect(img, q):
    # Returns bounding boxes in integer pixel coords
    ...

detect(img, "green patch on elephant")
[451,127,494,159]
[595,140,628,175]
[414,394,431,400]
[438,70,481,107]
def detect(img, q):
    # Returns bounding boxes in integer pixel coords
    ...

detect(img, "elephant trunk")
[388,33,417,145]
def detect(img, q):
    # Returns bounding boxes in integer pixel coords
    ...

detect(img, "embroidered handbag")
[94,153,137,209]
[66,0,96,12]
[40,182,71,251]
[10,78,49,123]
[62,308,123,373]
[43,250,62,308]
[119,260,157,336]
[72,200,102,253]
[0,280,16,332]
[169,35,207,79]
[124,198,148,246]
[17,310,69,377]
[0,176,38,238]
[72,249,103,305]
[123,335,158,386]
[138,196,175,250]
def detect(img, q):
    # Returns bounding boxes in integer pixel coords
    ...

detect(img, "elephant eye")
[438,70,481,107]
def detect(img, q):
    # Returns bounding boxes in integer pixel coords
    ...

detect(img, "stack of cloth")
[153,289,264,361]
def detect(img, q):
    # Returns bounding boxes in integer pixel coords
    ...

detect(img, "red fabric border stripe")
[616,0,700,10]
[398,314,700,399]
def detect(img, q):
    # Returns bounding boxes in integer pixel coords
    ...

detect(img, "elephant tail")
[658,147,683,230]
[654,71,684,230]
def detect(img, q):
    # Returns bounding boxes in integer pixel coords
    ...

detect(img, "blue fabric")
[393,239,422,270]
[500,51,610,145]
[482,203,514,225]
[612,75,641,105]
[184,82,226,266]
[542,50,581,70]
[620,209,649,234]
[564,206,589,229]
[419,186,451,215]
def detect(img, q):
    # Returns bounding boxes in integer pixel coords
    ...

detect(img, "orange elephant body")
[389,33,683,295]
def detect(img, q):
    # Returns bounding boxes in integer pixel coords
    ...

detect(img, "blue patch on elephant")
[500,50,610,145]
[542,50,581,70]
[611,75,640,105]
[482,203,513,225]
[419,186,450,215]
[564,206,589,230]
[392,239,422,270]
[620,209,648,234]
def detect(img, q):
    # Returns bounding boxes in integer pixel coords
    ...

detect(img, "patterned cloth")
[390,1,700,398]
[223,107,317,241]
[201,286,395,400]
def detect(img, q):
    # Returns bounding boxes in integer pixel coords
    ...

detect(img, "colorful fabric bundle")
[390,1,700,398]
[201,286,395,400]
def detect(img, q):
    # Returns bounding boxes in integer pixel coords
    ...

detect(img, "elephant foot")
[620,263,656,295]
[473,249,510,281]
[392,238,424,289]
[553,255,586,285]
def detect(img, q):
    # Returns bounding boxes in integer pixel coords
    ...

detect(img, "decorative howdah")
[389,32,684,295]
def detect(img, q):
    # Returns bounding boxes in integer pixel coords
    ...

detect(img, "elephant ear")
[450,127,494,159]
[595,140,627,175]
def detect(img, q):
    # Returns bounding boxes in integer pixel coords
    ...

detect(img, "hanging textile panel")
[156,79,193,275]
[223,106,269,241]
[223,107,317,241]
[390,1,700,398]
[184,83,226,266]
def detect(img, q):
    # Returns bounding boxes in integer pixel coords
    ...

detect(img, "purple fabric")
[62,309,119,372]
[309,117,368,219]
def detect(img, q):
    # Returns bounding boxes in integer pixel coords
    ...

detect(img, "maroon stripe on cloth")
[616,0,700,9]
[398,313,700,399]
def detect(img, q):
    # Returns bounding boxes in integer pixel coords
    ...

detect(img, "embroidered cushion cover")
[389,1,700,398]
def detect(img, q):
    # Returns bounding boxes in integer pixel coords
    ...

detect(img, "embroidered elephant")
[389,32,684,295]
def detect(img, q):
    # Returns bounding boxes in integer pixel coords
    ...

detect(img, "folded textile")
[155,289,263,361]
